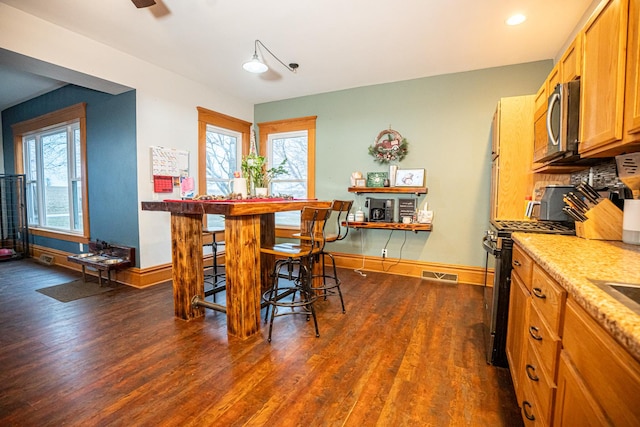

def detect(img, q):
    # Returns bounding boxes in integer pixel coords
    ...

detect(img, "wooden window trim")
[12,103,90,242]
[197,107,252,228]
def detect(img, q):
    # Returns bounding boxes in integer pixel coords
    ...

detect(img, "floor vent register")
[421,270,458,284]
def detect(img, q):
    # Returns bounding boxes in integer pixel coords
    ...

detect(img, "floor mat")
[36,279,115,302]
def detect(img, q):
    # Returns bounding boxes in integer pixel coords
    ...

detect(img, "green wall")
[255,60,552,269]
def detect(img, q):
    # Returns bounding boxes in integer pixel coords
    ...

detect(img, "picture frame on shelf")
[355,178,366,187]
[366,172,388,187]
[395,168,425,187]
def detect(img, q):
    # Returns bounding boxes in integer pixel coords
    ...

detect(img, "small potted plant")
[241,153,288,196]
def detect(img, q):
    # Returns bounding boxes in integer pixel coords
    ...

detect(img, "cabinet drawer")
[520,375,549,427]
[530,265,566,333]
[523,337,555,425]
[527,303,561,378]
[562,299,640,426]
[512,244,533,286]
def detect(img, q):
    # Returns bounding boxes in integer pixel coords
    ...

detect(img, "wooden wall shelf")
[348,186,427,195]
[343,221,432,233]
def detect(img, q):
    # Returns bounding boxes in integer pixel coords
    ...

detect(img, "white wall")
[0,3,253,268]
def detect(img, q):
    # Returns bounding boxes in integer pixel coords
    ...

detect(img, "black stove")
[481,219,574,367]
[490,219,575,236]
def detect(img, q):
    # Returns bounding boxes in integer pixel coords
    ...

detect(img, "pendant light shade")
[243,40,299,74]
[243,54,269,74]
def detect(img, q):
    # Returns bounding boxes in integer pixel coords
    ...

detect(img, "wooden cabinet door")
[560,34,582,83]
[492,104,500,159]
[625,0,640,137]
[562,299,640,426]
[493,96,534,220]
[532,83,548,165]
[506,272,530,405]
[547,64,560,95]
[533,104,548,164]
[554,351,611,427]
[580,0,629,156]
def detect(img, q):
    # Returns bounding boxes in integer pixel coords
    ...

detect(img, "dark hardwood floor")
[0,258,522,426]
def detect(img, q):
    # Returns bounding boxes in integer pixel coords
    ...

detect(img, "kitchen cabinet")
[532,83,548,166]
[623,0,640,139]
[491,95,535,220]
[579,0,630,157]
[509,241,640,426]
[547,64,560,97]
[521,265,565,426]
[508,243,564,426]
[553,352,609,427]
[506,244,532,406]
[559,35,582,83]
[554,299,640,426]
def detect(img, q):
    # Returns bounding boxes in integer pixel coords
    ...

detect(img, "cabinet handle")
[532,287,546,299]
[513,260,521,267]
[522,401,535,421]
[525,364,539,381]
[529,326,543,341]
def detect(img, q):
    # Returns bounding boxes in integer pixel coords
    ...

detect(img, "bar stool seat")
[260,207,331,342]
[203,227,225,303]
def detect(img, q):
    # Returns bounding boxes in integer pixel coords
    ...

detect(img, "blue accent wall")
[1,85,140,265]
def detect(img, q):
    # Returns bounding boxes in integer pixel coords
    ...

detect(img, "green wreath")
[368,129,409,164]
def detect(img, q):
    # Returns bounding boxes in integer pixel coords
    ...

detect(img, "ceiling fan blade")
[131,0,156,8]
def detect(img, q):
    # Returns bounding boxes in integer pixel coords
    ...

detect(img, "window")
[258,116,316,231]
[204,124,242,196]
[268,130,308,199]
[12,103,89,240]
[197,107,251,228]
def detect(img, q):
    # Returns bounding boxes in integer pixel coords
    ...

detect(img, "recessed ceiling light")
[506,14,526,26]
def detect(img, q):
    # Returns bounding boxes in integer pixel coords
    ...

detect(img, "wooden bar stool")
[203,227,226,303]
[260,207,331,342]
[311,200,352,312]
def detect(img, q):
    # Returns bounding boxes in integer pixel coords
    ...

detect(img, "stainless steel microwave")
[540,79,580,163]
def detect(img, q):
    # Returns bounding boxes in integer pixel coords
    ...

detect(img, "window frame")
[258,116,317,237]
[197,107,251,229]
[12,103,90,243]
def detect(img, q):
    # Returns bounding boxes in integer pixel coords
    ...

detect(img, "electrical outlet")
[381,248,387,258]
[79,242,84,252]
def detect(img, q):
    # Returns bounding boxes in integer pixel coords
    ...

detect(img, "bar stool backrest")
[299,207,331,255]
[327,200,353,242]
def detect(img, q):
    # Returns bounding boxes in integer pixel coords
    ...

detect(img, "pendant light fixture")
[242,40,299,74]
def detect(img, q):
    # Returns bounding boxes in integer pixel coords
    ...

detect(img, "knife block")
[574,199,623,241]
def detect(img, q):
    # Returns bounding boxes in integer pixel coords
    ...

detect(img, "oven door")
[482,233,501,364]
[481,232,512,367]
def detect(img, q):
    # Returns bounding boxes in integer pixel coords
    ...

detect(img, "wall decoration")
[366,172,388,187]
[395,168,425,187]
[368,129,409,164]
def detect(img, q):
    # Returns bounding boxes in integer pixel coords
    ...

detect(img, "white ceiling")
[0,0,597,111]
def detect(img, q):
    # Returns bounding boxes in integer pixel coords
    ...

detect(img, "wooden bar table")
[141,198,331,339]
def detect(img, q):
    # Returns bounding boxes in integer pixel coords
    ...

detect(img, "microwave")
[539,79,580,163]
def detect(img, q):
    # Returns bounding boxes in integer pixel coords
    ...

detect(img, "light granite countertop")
[511,233,640,362]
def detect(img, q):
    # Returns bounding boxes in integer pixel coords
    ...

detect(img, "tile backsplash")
[570,159,621,189]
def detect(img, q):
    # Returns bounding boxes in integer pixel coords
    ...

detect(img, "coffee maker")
[366,198,394,222]
[539,185,575,221]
